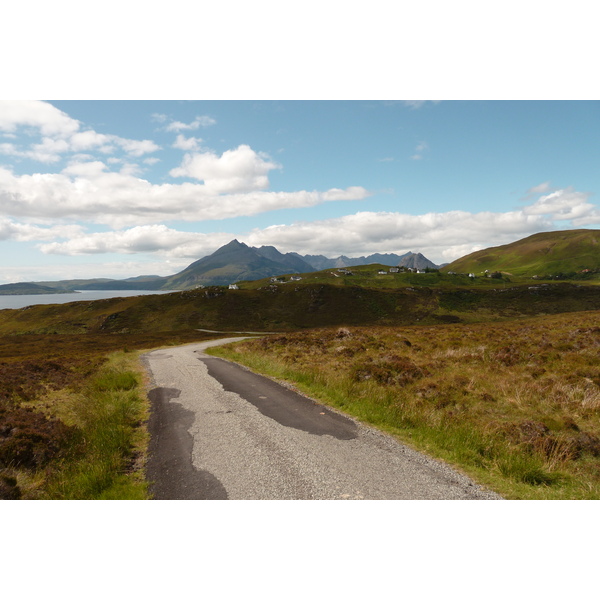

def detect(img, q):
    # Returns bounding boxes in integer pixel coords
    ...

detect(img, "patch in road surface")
[147,387,228,500]
[200,356,358,440]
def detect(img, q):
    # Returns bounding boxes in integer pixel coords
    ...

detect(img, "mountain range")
[2,228,600,296]
[11,240,439,293]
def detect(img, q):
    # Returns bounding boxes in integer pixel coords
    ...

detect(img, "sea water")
[0,289,179,311]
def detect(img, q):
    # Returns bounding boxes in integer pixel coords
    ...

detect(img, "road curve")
[143,338,502,500]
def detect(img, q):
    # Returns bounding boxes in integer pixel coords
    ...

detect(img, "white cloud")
[0,100,80,137]
[164,115,216,132]
[35,203,590,267]
[169,144,281,193]
[0,162,370,228]
[2,172,595,265]
[172,134,203,151]
[0,217,83,242]
[115,138,160,157]
[523,187,598,223]
[0,100,160,163]
[40,225,232,258]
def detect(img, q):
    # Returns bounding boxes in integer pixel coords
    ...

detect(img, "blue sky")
[0,99,598,283]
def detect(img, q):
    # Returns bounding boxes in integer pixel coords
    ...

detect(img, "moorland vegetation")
[0,330,220,499]
[209,311,600,499]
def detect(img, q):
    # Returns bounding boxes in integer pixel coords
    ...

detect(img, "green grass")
[41,352,150,500]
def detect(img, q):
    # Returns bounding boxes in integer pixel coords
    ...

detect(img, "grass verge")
[36,351,149,499]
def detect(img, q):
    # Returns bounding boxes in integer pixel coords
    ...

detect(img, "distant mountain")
[39,276,165,291]
[162,240,313,289]
[18,241,439,295]
[442,229,600,276]
[299,251,438,270]
[398,252,439,270]
[253,245,314,273]
[0,282,74,296]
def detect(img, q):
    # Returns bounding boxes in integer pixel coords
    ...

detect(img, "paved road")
[143,338,502,500]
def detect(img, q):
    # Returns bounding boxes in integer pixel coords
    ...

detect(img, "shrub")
[0,406,72,469]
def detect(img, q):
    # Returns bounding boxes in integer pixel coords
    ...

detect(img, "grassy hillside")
[2,280,600,336]
[443,229,600,277]
[237,263,516,290]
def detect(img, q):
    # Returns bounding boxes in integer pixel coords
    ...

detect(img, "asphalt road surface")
[143,338,502,500]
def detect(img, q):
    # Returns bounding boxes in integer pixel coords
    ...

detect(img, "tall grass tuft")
[43,352,149,499]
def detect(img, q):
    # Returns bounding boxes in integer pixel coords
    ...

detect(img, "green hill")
[442,229,600,277]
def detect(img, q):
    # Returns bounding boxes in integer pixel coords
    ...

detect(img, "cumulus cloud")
[0,217,83,242]
[0,100,160,163]
[3,173,597,265]
[36,202,589,266]
[172,134,203,151]
[0,100,81,137]
[243,209,555,262]
[40,225,233,258]
[0,163,370,228]
[523,187,598,223]
[169,144,281,193]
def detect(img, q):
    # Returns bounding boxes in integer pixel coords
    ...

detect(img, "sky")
[0,99,598,283]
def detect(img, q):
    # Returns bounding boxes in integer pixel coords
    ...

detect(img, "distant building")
[228,284,239,289]
[378,270,387,275]
[290,276,302,281]
[389,267,399,273]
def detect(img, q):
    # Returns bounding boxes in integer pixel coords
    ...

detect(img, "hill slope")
[3,279,600,335]
[443,229,600,276]
[0,282,73,296]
